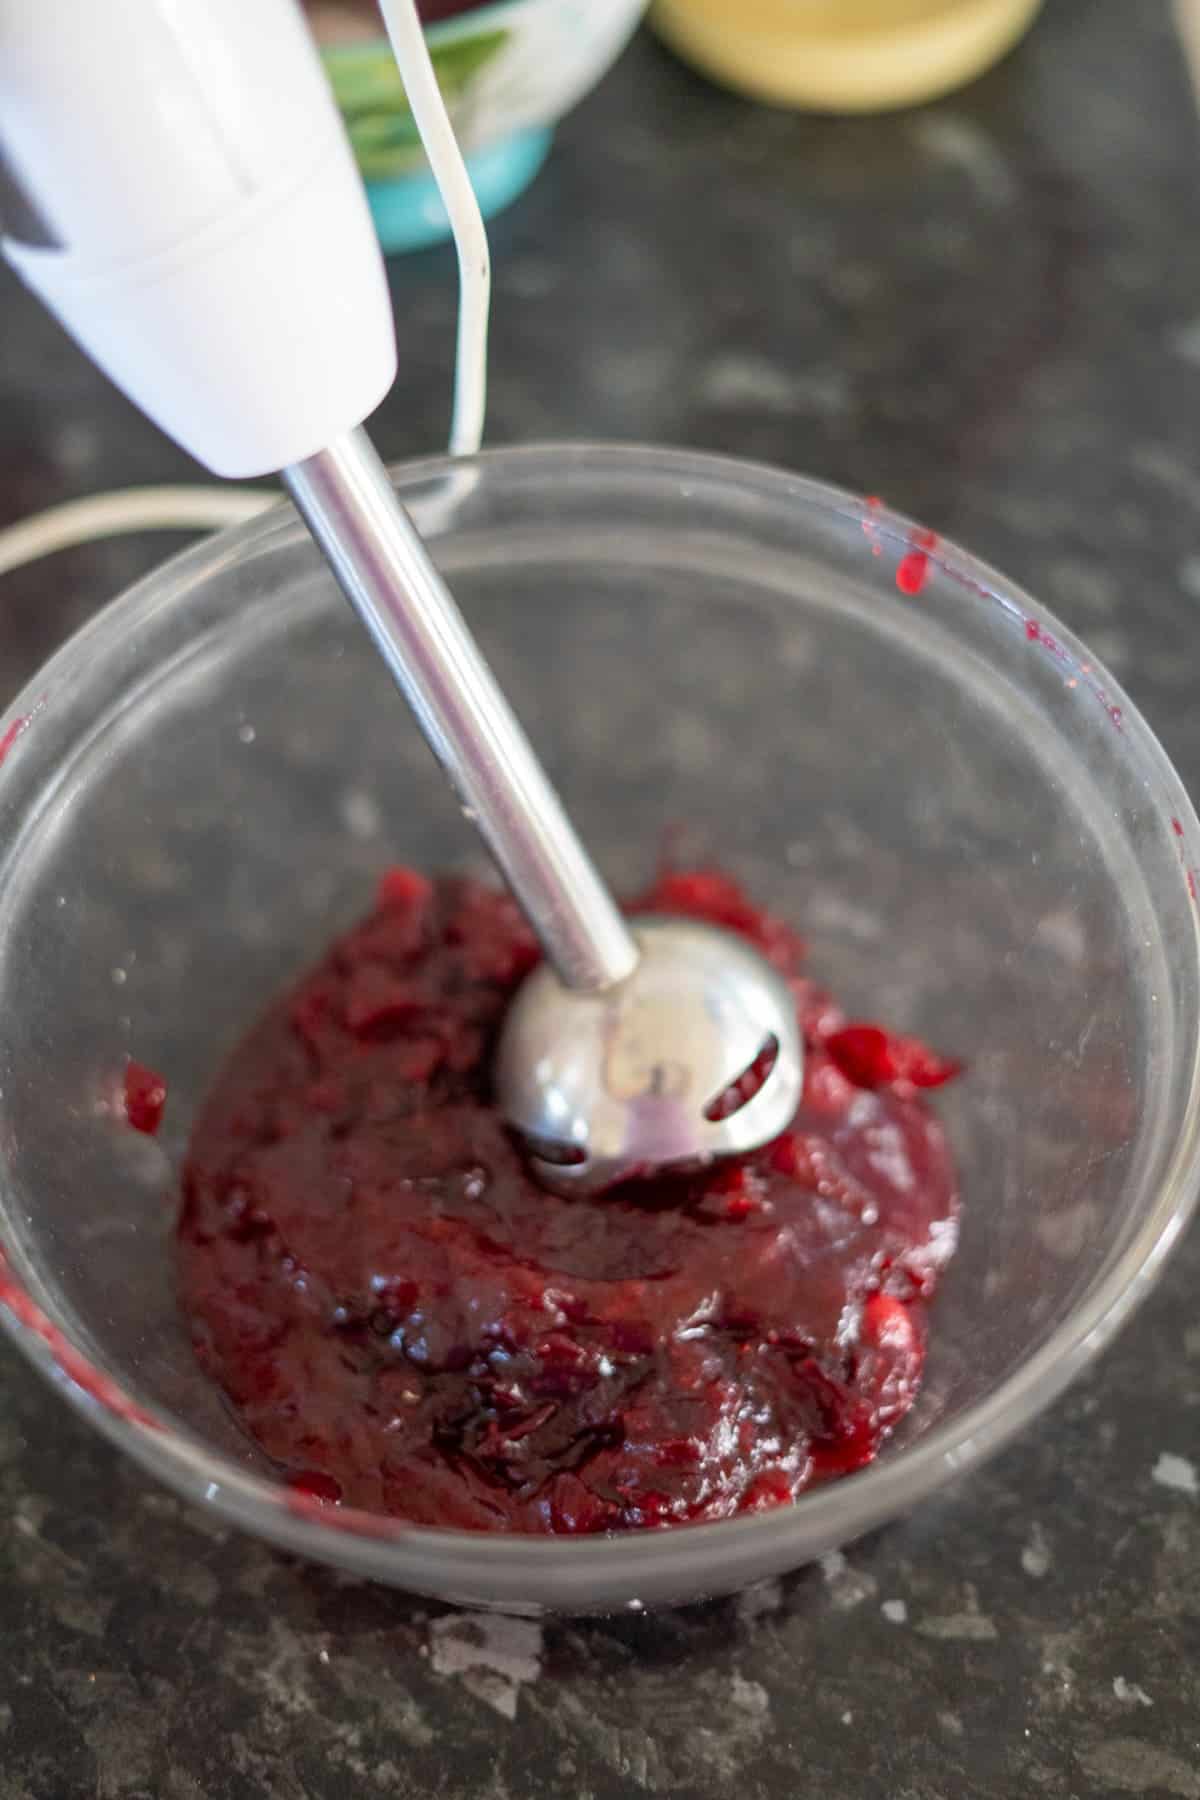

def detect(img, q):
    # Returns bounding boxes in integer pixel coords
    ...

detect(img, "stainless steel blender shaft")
[283,428,638,992]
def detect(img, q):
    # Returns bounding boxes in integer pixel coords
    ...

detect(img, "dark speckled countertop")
[3,4,1200,1795]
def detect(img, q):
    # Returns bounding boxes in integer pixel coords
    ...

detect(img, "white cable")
[0,486,276,579]
[376,0,491,458]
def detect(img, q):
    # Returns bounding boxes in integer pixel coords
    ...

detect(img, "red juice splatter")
[124,1061,167,1135]
[1189,871,1197,903]
[1173,819,1185,838]
[896,553,929,595]
[0,1247,159,1429]
[0,697,48,770]
[896,528,938,597]
[0,714,31,768]
[1025,620,1067,661]
[862,496,884,546]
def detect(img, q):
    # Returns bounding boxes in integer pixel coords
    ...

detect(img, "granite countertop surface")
[2,3,1200,1795]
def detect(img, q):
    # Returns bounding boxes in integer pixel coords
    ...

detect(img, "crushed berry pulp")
[177,867,961,1533]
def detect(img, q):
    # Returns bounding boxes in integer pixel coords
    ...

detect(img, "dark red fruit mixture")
[177,868,960,1533]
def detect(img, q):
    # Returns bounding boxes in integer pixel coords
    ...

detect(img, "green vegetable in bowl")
[322,28,509,180]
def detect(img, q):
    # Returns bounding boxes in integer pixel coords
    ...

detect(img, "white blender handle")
[0,0,634,992]
[0,0,397,478]
[0,0,637,993]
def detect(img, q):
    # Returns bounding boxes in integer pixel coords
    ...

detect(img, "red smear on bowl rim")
[0,1246,160,1430]
[895,529,938,597]
[0,715,31,768]
[0,698,45,770]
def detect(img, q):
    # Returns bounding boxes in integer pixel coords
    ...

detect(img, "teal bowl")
[309,0,647,254]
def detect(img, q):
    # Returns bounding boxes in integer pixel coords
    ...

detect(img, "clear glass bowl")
[1,445,1197,1614]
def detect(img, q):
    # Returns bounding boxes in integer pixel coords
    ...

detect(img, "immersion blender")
[0,0,802,1192]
